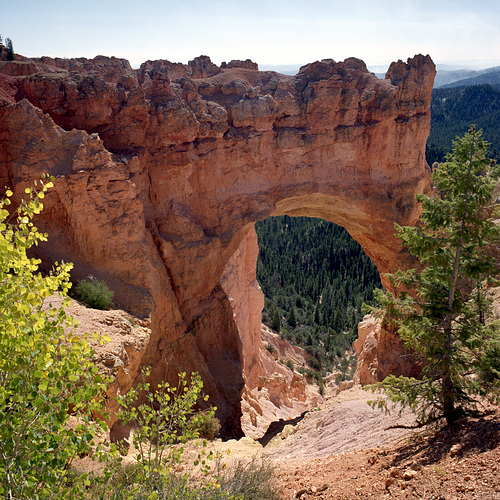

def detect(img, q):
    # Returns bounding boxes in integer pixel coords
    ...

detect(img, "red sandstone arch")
[0,54,435,435]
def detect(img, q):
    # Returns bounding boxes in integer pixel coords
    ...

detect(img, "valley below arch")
[0,53,436,437]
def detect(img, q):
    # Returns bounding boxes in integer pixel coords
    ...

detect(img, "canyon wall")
[0,54,435,436]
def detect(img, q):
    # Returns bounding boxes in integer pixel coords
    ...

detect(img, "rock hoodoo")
[0,54,435,436]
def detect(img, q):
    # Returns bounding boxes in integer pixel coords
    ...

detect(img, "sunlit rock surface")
[0,54,435,435]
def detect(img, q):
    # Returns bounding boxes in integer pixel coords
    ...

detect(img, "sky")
[1,0,499,70]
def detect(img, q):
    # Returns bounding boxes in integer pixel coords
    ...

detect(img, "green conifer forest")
[255,216,381,377]
[426,84,500,164]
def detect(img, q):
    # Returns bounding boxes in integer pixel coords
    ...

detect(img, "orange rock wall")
[0,54,435,435]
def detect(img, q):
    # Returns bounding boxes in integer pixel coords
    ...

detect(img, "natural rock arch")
[0,54,435,435]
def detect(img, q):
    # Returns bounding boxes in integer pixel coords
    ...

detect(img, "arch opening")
[219,209,384,437]
[256,214,381,371]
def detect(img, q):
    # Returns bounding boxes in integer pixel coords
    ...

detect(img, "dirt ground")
[205,387,500,500]
[62,298,500,499]
[268,390,500,499]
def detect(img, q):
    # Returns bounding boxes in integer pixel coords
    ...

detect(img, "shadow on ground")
[257,411,309,447]
[389,408,500,467]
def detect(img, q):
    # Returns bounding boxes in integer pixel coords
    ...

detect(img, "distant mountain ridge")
[436,67,500,89]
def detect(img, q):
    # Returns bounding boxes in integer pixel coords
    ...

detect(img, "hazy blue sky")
[1,0,499,69]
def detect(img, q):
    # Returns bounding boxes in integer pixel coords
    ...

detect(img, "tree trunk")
[442,323,457,425]
[442,374,457,425]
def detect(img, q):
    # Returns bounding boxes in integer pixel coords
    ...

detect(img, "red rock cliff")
[0,54,435,436]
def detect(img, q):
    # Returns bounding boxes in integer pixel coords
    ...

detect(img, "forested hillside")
[433,65,500,89]
[255,216,381,377]
[426,84,500,164]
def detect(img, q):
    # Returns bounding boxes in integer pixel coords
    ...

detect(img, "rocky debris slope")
[206,386,500,500]
[198,385,499,499]
[273,399,500,499]
[263,386,417,461]
[0,53,435,435]
[242,326,324,439]
[42,294,150,426]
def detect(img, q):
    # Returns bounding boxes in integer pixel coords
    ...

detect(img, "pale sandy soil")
[262,387,418,461]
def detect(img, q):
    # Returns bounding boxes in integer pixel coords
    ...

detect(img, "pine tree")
[5,37,14,61]
[371,126,500,425]
[270,304,281,332]
[287,307,297,328]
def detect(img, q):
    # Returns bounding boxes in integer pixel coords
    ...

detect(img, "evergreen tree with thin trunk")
[287,307,297,329]
[5,37,14,61]
[0,35,3,59]
[369,126,500,426]
[270,304,281,332]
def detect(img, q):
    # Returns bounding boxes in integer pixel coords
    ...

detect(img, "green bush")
[189,411,221,440]
[107,461,144,489]
[217,458,281,500]
[99,369,280,499]
[318,380,325,396]
[0,180,110,499]
[96,456,280,499]
[75,277,114,309]
[307,356,322,371]
[265,343,276,354]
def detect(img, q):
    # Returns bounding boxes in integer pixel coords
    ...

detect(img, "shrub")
[219,458,281,500]
[285,359,294,372]
[107,461,144,489]
[266,343,276,354]
[75,277,114,309]
[0,180,110,499]
[189,411,221,440]
[318,380,325,396]
[98,456,281,499]
[117,370,211,473]
[105,370,283,499]
[307,356,322,371]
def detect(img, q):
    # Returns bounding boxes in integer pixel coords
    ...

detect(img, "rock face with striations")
[0,54,435,436]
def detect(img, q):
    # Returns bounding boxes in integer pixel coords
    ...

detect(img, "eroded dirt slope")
[265,390,499,499]
[60,298,500,499]
[206,386,500,499]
